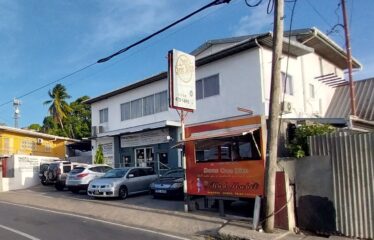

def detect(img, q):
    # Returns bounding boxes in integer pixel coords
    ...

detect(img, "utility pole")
[264,0,284,233]
[341,0,356,116]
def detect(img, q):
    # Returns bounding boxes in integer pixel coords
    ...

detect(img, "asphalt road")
[0,202,188,240]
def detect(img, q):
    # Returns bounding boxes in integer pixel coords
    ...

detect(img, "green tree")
[95,145,104,164]
[64,96,91,139]
[28,123,42,132]
[288,123,335,158]
[43,84,72,133]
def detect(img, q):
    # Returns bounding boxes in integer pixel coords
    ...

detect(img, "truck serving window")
[195,129,261,163]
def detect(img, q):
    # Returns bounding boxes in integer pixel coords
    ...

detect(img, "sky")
[0,0,373,127]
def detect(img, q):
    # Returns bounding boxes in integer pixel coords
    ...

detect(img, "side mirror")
[128,174,134,178]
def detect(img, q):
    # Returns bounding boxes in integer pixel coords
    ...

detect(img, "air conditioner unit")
[99,126,105,133]
[37,138,43,144]
[91,126,99,136]
[282,101,293,114]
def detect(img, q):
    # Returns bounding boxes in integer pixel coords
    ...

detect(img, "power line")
[0,62,97,108]
[0,0,232,109]
[97,0,232,63]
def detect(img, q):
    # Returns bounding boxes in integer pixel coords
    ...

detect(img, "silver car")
[66,164,112,193]
[87,167,158,199]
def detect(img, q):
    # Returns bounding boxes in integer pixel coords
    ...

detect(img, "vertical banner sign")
[168,49,196,111]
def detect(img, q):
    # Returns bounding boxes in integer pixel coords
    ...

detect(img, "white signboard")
[18,156,40,172]
[121,129,169,148]
[168,49,196,111]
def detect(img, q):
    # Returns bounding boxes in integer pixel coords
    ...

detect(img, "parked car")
[150,168,184,199]
[45,161,83,191]
[66,164,112,193]
[87,167,158,199]
[39,163,50,185]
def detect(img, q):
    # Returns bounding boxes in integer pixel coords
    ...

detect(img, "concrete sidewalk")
[0,189,352,240]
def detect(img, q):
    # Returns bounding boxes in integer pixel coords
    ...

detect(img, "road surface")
[0,201,188,240]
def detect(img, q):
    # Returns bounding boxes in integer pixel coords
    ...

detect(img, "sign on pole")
[168,49,196,111]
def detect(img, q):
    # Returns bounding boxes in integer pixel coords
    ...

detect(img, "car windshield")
[70,167,85,174]
[162,170,184,178]
[102,169,128,178]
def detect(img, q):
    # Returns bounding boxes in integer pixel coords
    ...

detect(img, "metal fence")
[309,132,374,239]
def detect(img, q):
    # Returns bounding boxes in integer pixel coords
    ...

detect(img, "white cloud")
[233,3,273,36]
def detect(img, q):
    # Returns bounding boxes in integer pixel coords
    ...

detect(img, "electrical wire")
[245,0,262,7]
[96,0,232,64]
[0,62,97,108]
[0,0,232,110]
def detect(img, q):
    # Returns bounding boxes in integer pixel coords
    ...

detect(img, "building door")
[134,147,154,168]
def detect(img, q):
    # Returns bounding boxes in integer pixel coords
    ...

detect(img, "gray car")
[87,167,158,199]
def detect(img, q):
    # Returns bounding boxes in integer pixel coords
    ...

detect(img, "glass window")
[70,167,85,174]
[128,169,140,177]
[102,168,129,178]
[130,99,142,119]
[143,95,155,116]
[309,84,315,98]
[204,75,220,98]
[195,130,262,163]
[196,79,203,100]
[281,72,293,95]
[99,108,108,123]
[196,74,219,100]
[121,102,131,121]
[154,91,168,113]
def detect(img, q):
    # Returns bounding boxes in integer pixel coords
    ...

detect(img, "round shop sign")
[175,54,194,83]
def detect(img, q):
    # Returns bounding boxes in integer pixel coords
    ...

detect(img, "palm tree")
[43,84,72,132]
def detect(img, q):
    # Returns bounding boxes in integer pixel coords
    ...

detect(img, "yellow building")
[0,125,75,159]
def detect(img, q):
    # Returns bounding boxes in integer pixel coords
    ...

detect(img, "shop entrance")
[134,147,154,169]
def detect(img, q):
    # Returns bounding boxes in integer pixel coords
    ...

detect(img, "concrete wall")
[0,155,59,192]
[278,156,335,233]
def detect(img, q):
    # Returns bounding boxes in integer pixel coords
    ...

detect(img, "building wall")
[0,132,67,159]
[1,155,59,192]
[260,48,339,118]
[91,48,263,131]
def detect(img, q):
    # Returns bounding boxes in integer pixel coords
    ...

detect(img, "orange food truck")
[183,115,267,210]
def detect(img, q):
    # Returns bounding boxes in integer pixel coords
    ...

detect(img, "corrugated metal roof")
[325,78,374,120]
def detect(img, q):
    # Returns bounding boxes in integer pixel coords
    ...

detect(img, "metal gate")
[309,132,374,239]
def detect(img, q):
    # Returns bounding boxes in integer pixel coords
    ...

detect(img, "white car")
[87,167,158,199]
[66,164,112,193]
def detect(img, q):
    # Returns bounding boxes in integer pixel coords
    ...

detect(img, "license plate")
[94,190,100,194]
[155,189,167,194]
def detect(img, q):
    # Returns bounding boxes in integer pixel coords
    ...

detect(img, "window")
[121,102,131,121]
[130,99,142,119]
[99,108,108,123]
[154,91,168,113]
[143,95,154,116]
[195,130,262,163]
[309,84,315,98]
[120,91,168,121]
[281,72,293,95]
[196,74,220,100]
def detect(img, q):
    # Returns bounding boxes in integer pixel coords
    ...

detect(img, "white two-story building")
[85,28,361,171]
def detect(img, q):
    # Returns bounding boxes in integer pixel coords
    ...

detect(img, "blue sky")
[0,0,373,127]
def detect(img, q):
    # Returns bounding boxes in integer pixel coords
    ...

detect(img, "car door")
[125,169,141,194]
[139,168,157,191]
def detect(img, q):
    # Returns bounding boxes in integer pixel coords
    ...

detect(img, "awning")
[184,124,260,142]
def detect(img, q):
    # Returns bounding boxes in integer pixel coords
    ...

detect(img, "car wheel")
[118,186,128,200]
[41,177,47,186]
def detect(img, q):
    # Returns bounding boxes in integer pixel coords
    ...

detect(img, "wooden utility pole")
[264,0,284,233]
[341,0,356,116]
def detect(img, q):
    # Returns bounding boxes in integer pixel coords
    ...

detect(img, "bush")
[94,145,104,164]
[288,123,335,158]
